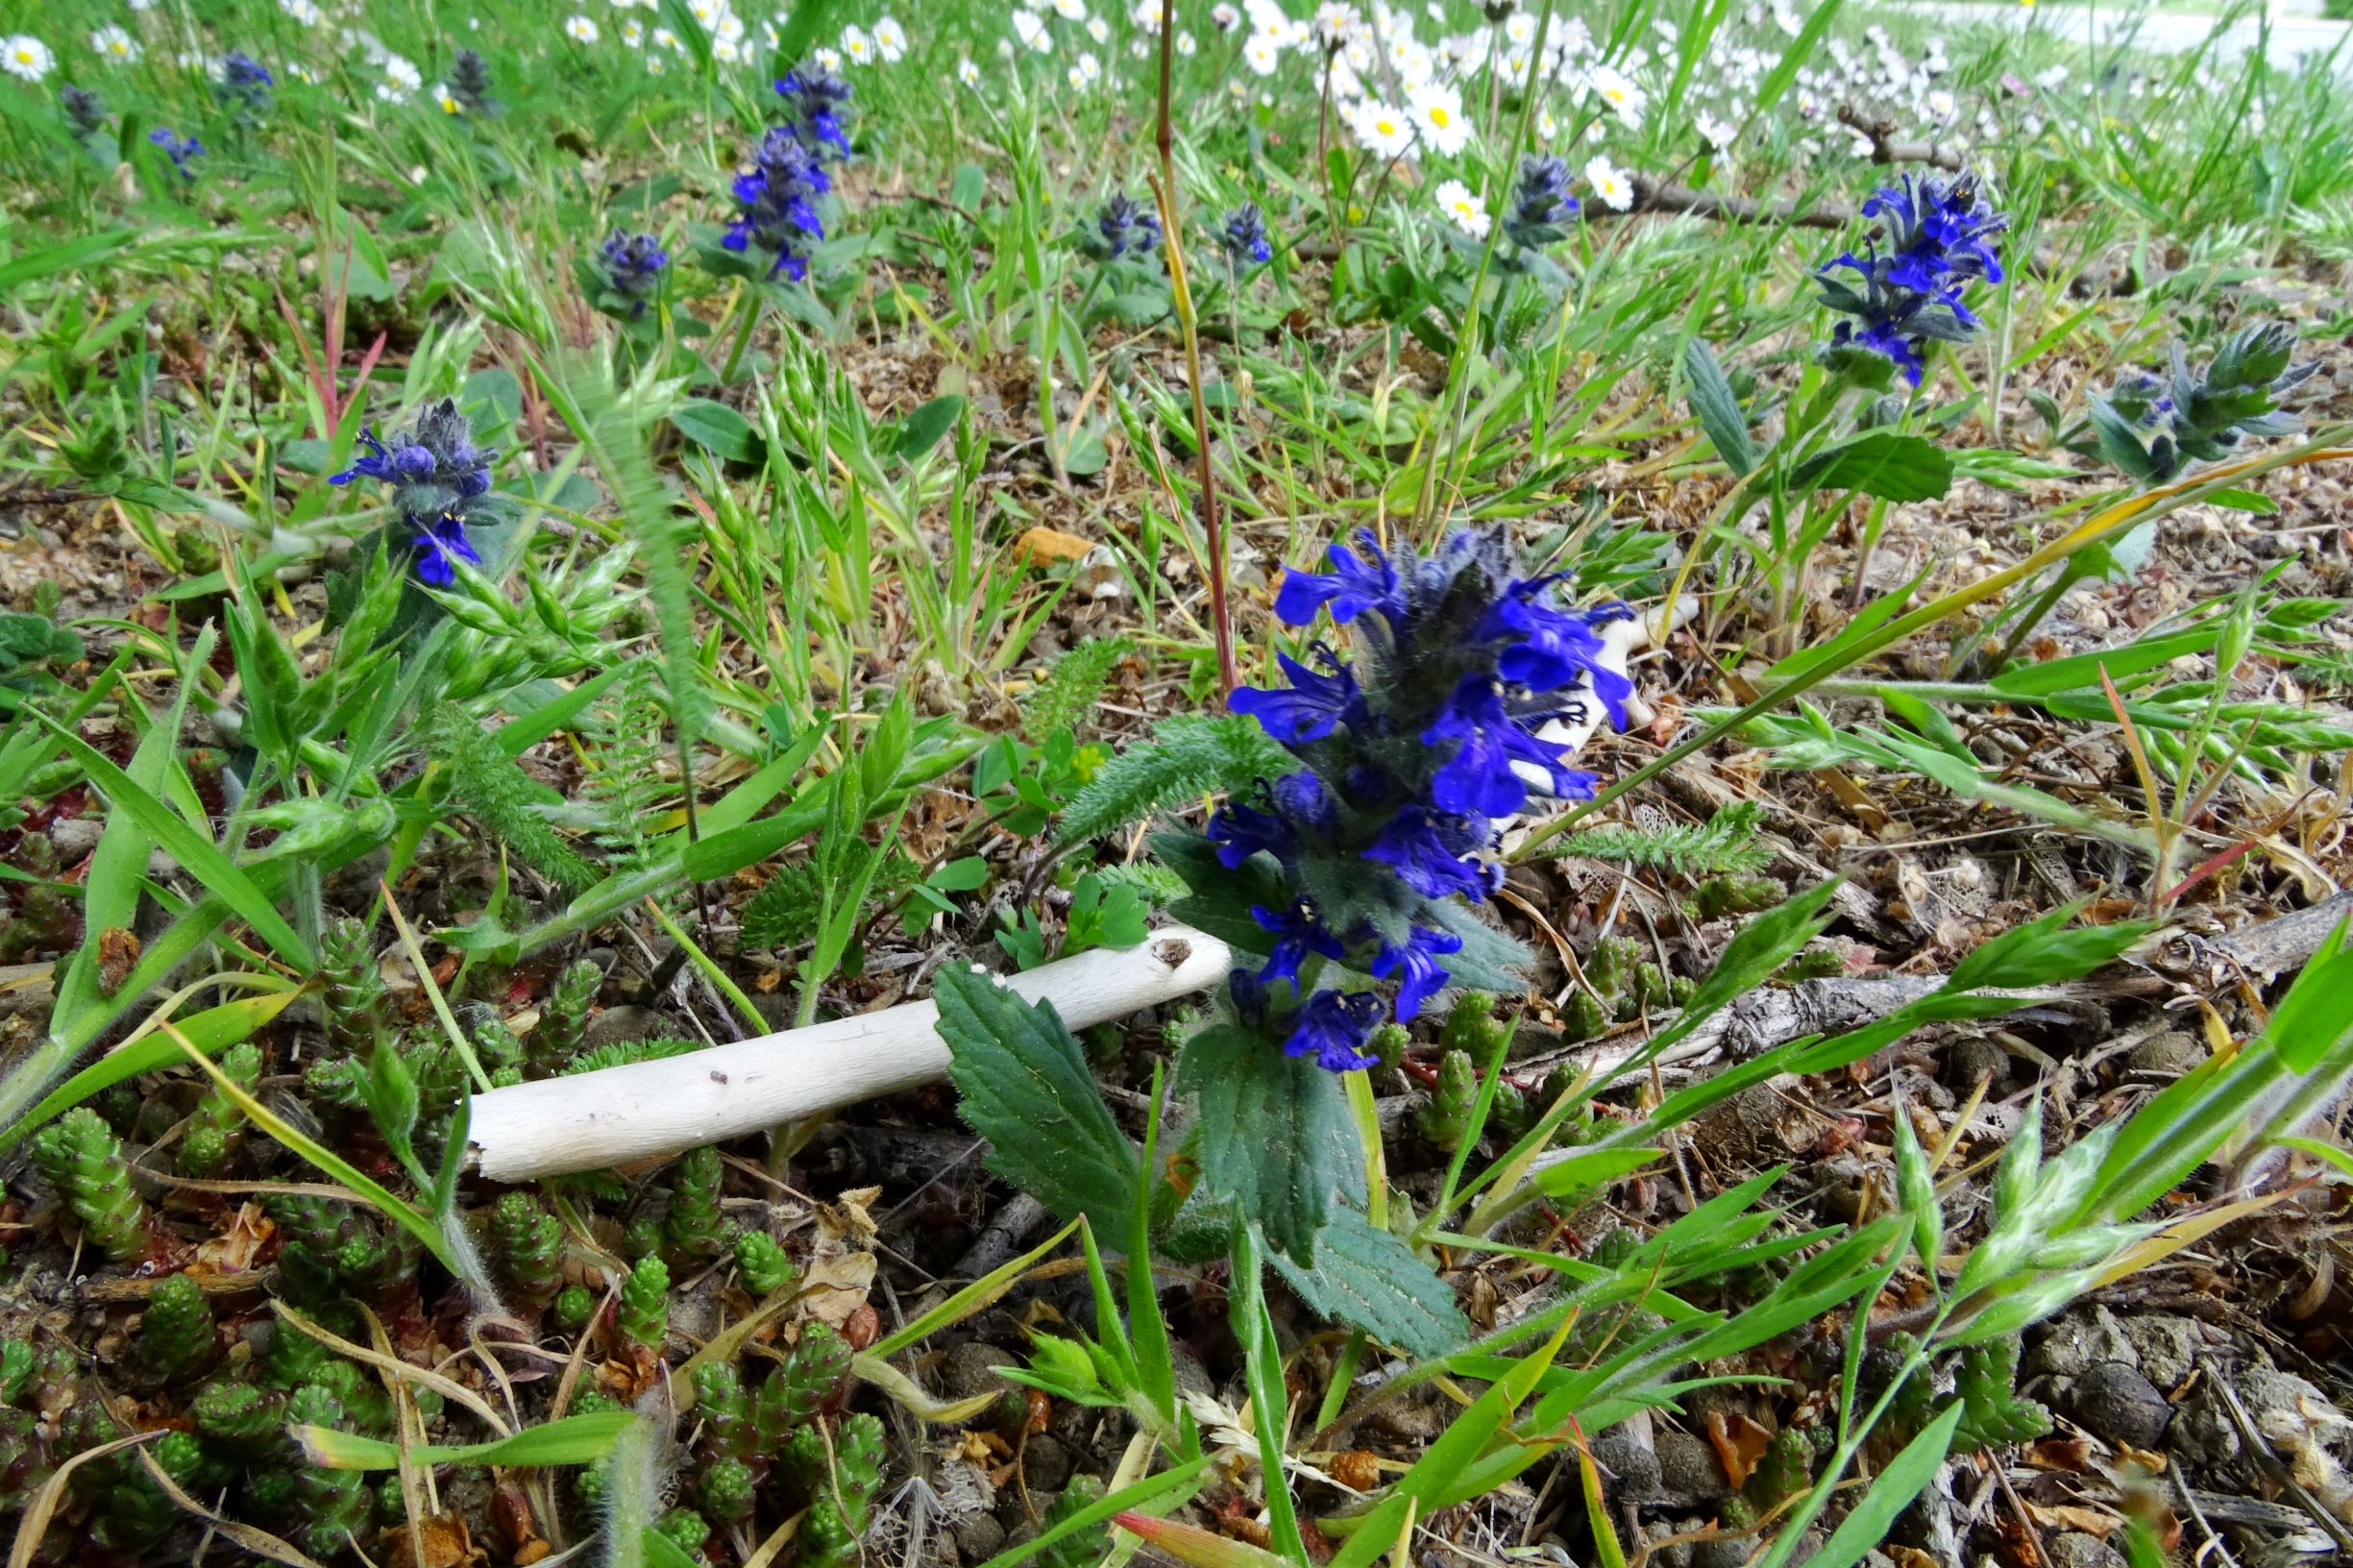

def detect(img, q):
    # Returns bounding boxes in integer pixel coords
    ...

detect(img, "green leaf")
[29,709,313,972]
[1175,1023,1363,1263]
[890,395,965,460]
[0,985,303,1155]
[668,398,764,463]
[1775,1405,1962,1568]
[296,1410,633,1469]
[968,1455,1215,1568]
[1267,1207,1467,1360]
[1231,1226,1309,1563]
[1791,429,1954,502]
[1682,338,1753,477]
[935,966,1141,1237]
[1990,625,2218,698]
[1946,904,2150,992]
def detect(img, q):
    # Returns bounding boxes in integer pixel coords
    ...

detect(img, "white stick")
[466,928,1233,1182]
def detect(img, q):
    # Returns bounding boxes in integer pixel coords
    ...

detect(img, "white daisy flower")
[1434,178,1488,237]
[1535,107,1556,140]
[91,26,141,62]
[286,61,315,80]
[623,17,645,46]
[1583,153,1632,210]
[1348,98,1413,159]
[1131,0,1162,31]
[957,55,980,84]
[433,82,462,112]
[1409,82,1471,155]
[1176,31,1195,54]
[812,43,841,67]
[714,36,744,61]
[1086,14,1109,42]
[1052,0,1089,18]
[1066,61,1085,87]
[1586,63,1646,129]
[874,16,907,60]
[1,35,55,82]
[647,50,667,72]
[1012,11,1051,51]
[1078,49,1101,80]
[1212,1,1241,29]
[1240,30,1281,74]
[1696,110,1735,149]
[564,14,601,42]
[840,23,872,62]
[281,0,325,20]
[1504,11,1534,42]
[716,12,747,43]
[376,51,422,100]
[1925,87,1955,121]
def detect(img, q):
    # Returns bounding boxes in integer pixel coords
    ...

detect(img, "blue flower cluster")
[723,127,831,282]
[450,48,498,115]
[1219,203,1273,266]
[1502,156,1579,259]
[216,51,273,117]
[61,86,106,142]
[1203,530,1633,1070]
[773,66,854,159]
[1088,193,1162,262]
[329,398,496,585]
[149,128,203,180]
[600,230,669,314]
[1815,171,2006,385]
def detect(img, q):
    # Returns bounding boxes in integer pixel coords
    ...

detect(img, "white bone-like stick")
[465,608,1682,1182]
[468,930,1234,1181]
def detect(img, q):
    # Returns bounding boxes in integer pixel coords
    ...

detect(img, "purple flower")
[774,65,855,158]
[1089,192,1162,261]
[1483,580,1636,717]
[326,399,498,585]
[1423,675,1593,818]
[148,127,204,179]
[1363,806,1501,901]
[1229,651,1361,744]
[1273,530,1403,625]
[599,231,670,315]
[412,512,484,586]
[1369,926,1463,1021]
[1282,990,1385,1072]
[1816,171,2006,385]
[1220,203,1273,265]
[1248,900,1348,986]
[724,127,830,281]
[1208,797,1295,868]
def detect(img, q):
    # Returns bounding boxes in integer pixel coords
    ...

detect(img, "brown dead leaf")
[193,1203,275,1275]
[815,1188,881,1247]
[1705,1410,1774,1489]
[1328,1451,1381,1491]
[2027,1503,2121,1537]
[2024,1436,2096,1472]
[382,1510,481,1568]
[1890,1549,1940,1568]
[1015,527,1093,565]
[96,928,141,996]
[798,1251,878,1329]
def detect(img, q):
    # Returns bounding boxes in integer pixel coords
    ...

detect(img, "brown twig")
[1836,104,1967,172]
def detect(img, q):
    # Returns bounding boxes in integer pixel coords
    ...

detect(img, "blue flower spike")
[1199,527,1631,1070]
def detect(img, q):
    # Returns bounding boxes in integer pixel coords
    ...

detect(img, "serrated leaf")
[1791,429,1953,502]
[1682,337,1753,477]
[1175,1024,1362,1263]
[1266,1207,1466,1359]
[935,966,1140,1237]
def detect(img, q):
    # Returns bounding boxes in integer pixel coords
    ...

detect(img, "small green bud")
[618,1258,669,1352]
[662,1145,731,1269]
[531,959,601,1074]
[1413,1048,1479,1152]
[654,1508,710,1554]
[692,1364,754,1465]
[191,1379,286,1454]
[733,1230,797,1297]
[554,1285,596,1331]
[139,1272,220,1385]
[754,1321,849,1451]
[700,1456,757,1525]
[489,1192,564,1313]
[31,1107,150,1261]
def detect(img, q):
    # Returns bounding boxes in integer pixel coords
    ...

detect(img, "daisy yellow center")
[1429,107,1450,126]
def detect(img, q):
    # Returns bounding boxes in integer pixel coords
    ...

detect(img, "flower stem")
[1155,0,1237,699]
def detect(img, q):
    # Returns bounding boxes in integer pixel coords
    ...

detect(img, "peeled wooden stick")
[467,929,1231,1182]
